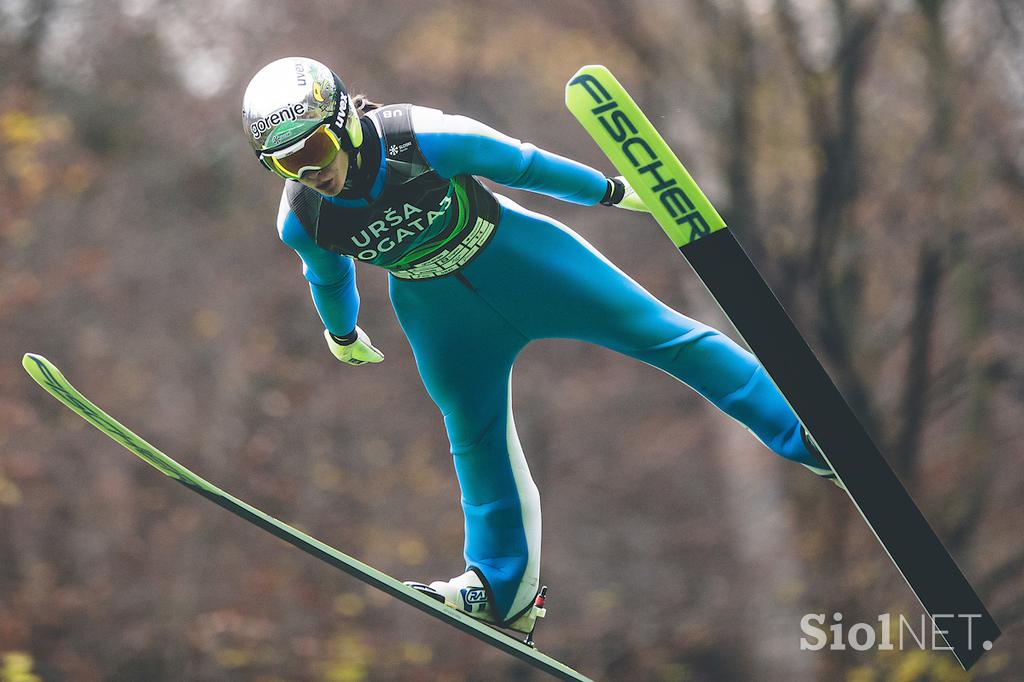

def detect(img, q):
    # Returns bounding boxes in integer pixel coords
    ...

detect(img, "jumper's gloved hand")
[600,176,650,213]
[324,327,384,365]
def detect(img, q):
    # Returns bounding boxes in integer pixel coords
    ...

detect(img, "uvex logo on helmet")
[250,102,308,139]
[334,93,349,128]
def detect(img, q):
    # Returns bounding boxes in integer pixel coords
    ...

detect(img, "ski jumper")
[276,104,818,624]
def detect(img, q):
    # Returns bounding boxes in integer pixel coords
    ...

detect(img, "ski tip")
[570,64,607,77]
[22,352,44,371]
[22,353,59,385]
[565,64,610,92]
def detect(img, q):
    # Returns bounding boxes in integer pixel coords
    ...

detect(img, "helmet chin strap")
[342,149,362,190]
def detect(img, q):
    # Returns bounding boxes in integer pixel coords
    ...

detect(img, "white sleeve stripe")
[276,186,291,237]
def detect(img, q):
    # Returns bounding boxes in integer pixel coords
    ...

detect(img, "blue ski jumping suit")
[276,104,820,624]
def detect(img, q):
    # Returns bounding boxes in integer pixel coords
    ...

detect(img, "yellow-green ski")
[565,64,725,247]
[22,353,591,682]
[565,65,999,670]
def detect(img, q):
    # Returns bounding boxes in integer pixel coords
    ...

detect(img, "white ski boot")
[405,570,547,646]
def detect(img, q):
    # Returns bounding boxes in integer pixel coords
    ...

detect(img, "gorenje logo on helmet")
[251,102,308,140]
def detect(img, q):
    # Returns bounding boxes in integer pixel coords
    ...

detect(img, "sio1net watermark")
[799,612,994,652]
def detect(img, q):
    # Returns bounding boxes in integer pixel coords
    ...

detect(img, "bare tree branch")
[893,243,944,480]
[980,545,1024,594]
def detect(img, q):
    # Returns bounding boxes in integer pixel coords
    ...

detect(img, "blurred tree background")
[1,0,1023,680]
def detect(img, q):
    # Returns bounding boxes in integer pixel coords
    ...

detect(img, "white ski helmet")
[242,56,363,174]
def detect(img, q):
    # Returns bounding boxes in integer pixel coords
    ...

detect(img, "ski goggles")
[260,124,342,180]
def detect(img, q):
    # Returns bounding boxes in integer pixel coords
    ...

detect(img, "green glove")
[324,327,384,366]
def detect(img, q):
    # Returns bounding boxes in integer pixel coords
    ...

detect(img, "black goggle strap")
[330,71,362,152]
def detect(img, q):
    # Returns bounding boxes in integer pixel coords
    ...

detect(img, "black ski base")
[682,229,1000,669]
